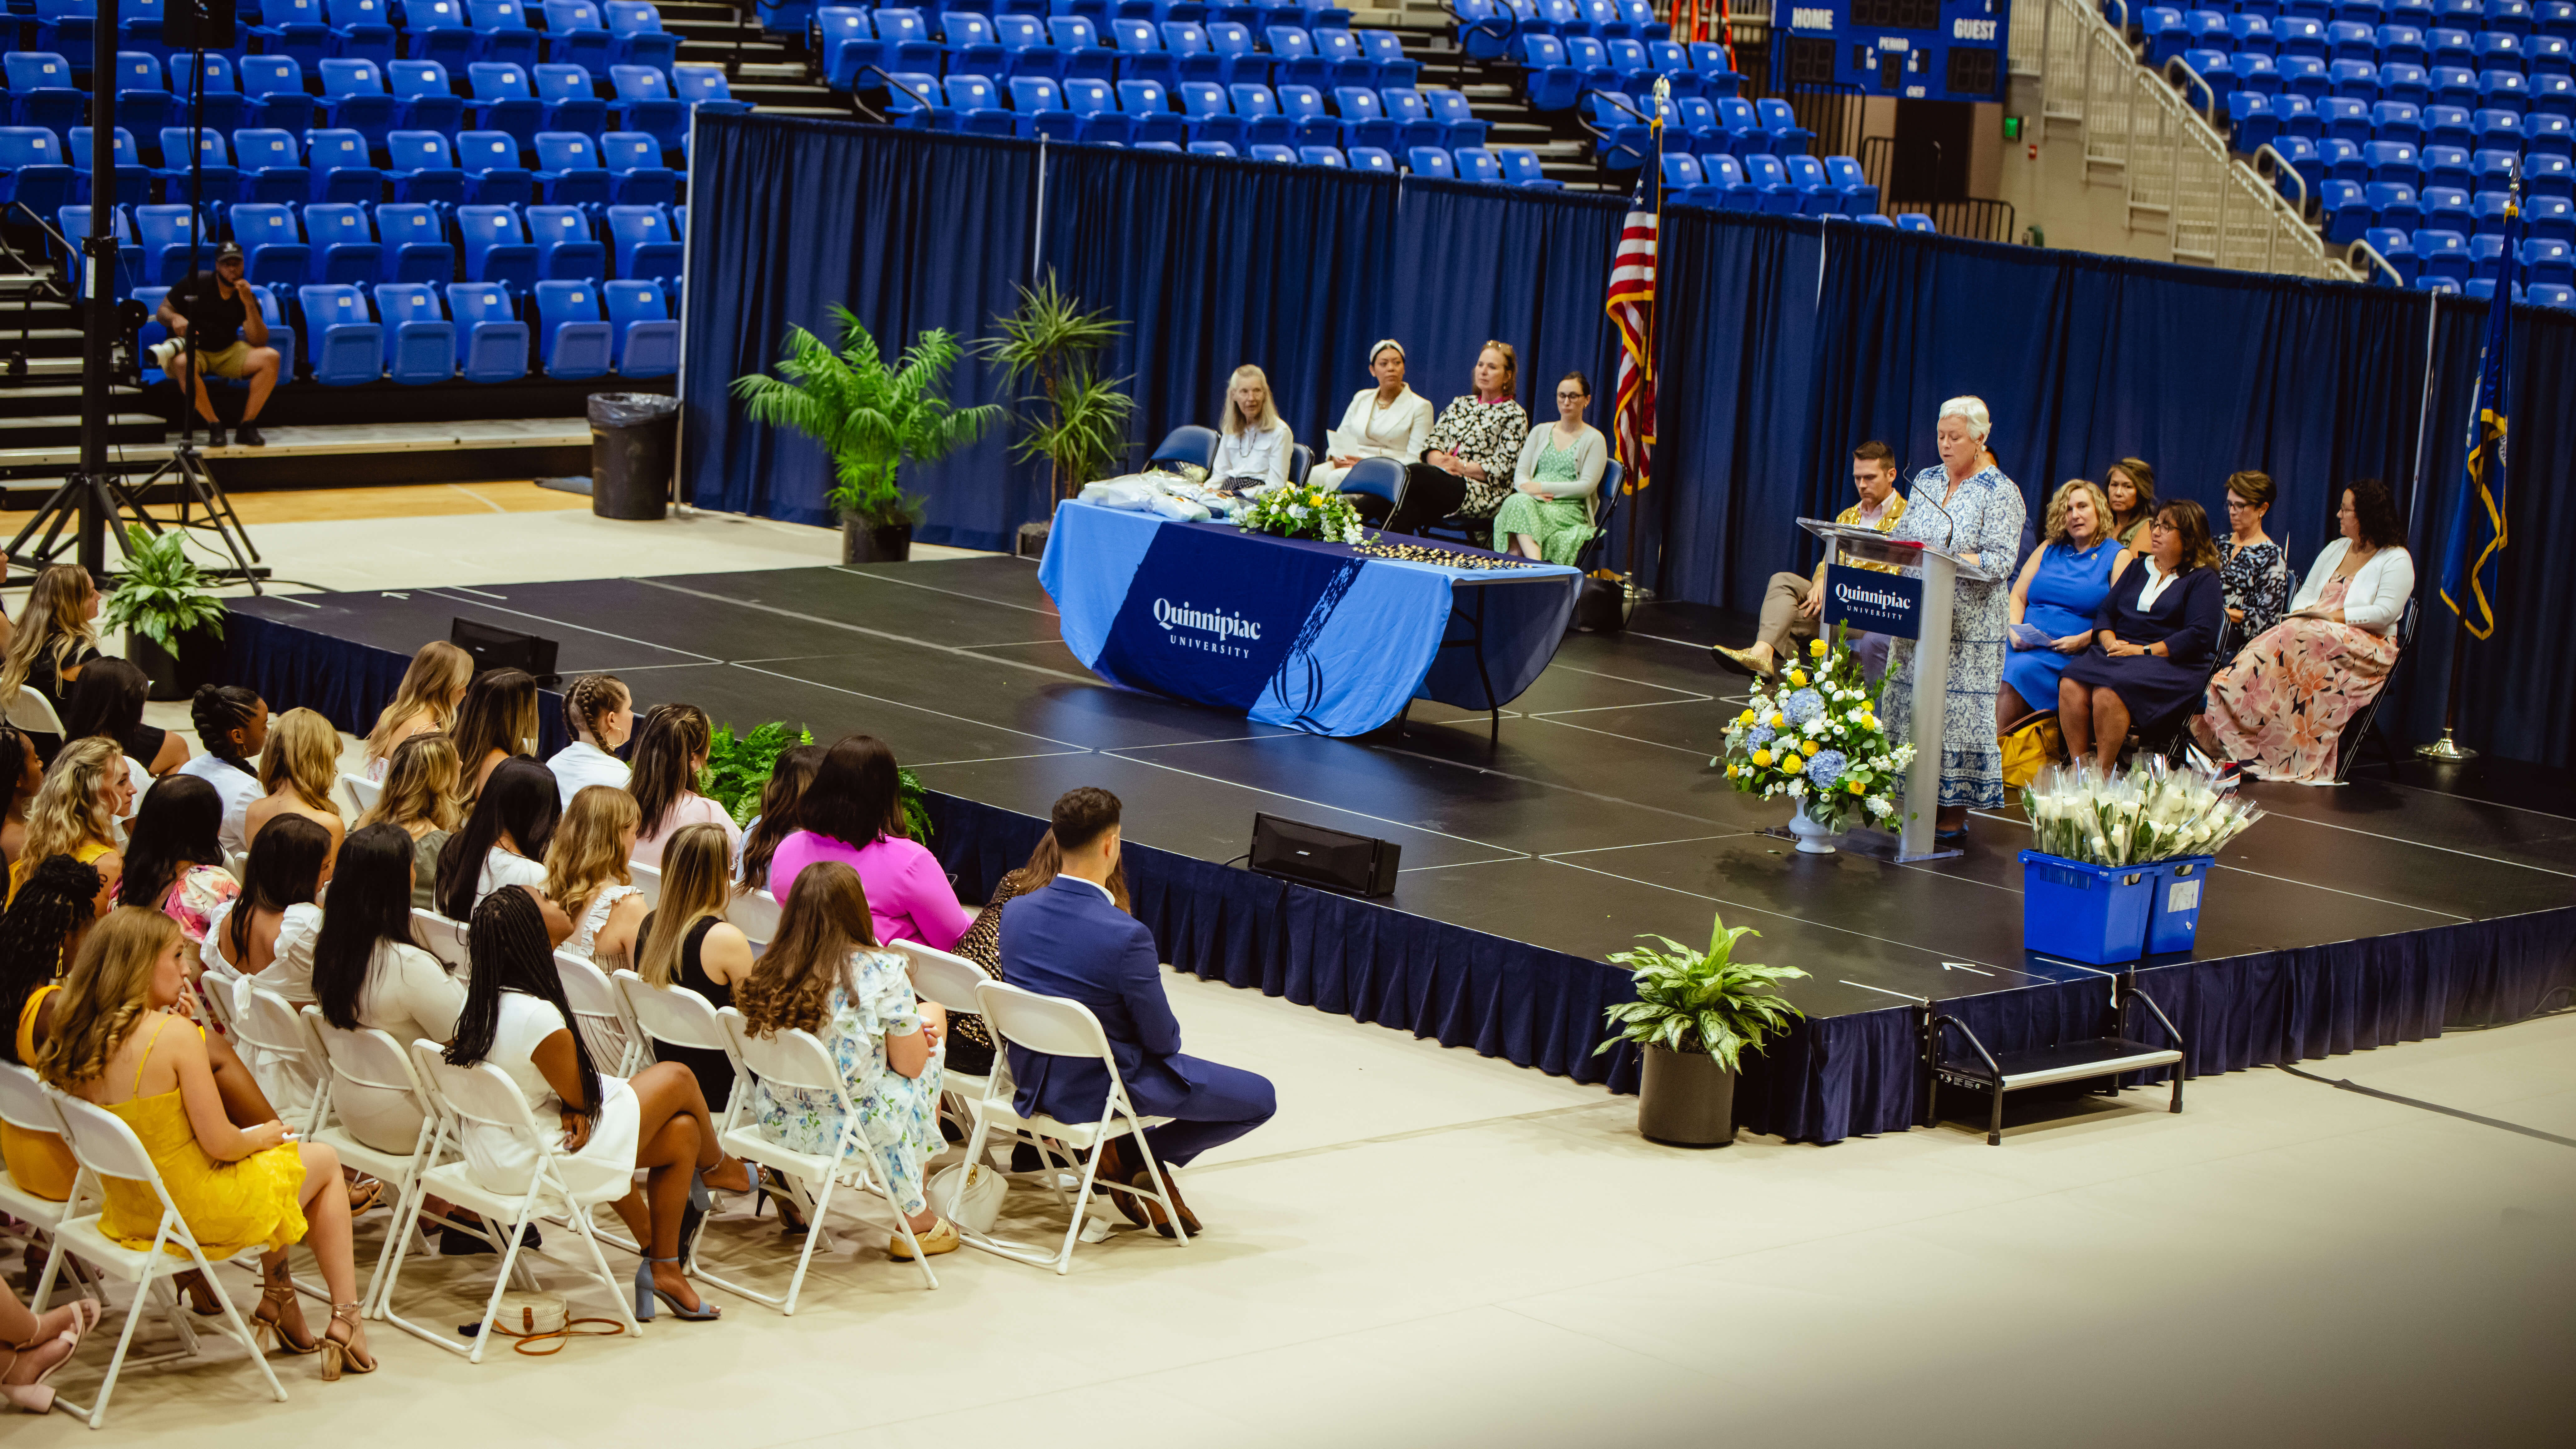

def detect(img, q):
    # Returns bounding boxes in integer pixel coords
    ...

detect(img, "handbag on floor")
[928,1160,1007,1234]
[2000,711,2064,789]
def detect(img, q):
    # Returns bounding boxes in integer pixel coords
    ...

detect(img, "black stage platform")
[226,559,2576,1144]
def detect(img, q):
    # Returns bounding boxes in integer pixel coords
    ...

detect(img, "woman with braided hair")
[0,721,40,867]
[627,701,741,868]
[173,684,269,854]
[446,886,731,1322]
[0,856,104,1203]
[545,672,633,807]
[42,908,376,1378]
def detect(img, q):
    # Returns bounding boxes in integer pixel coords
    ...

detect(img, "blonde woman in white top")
[2195,478,2418,783]
[1493,370,1609,563]
[1308,339,1434,504]
[1208,364,1295,492]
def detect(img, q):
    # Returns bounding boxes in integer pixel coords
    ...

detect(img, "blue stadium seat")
[6,53,85,135]
[1188,139,1238,156]
[154,127,239,202]
[542,0,614,77]
[2526,236,2576,286]
[2412,226,2469,282]
[386,61,466,137]
[993,14,1067,80]
[2321,177,2373,237]
[375,282,458,382]
[1822,153,1880,214]
[1754,96,1812,155]
[470,0,545,69]
[1061,78,1134,144]
[610,65,689,149]
[1451,145,1503,183]
[604,202,680,279]
[133,202,212,284]
[1295,143,1345,166]
[469,62,544,145]
[940,74,1018,136]
[1560,34,1617,92]
[1110,18,1179,85]
[1267,26,1330,88]
[70,127,153,210]
[1329,84,1396,149]
[1421,86,1488,149]
[1453,0,1512,61]
[603,279,676,376]
[1276,83,1338,146]
[298,283,385,383]
[2534,110,2576,153]
[2531,194,2576,240]
[2358,223,2416,282]
[1007,76,1076,139]
[671,63,754,119]
[944,12,1012,77]
[226,57,310,134]
[58,204,144,295]
[1157,22,1225,84]
[457,203,540,287]
[2532,149,2576,194]
[1248,142,1297,162]
[304,203,385,284]
[2371,98,2423,144]
[324,0,400,63]
[1176,81,1244,144]
[1312,27,1375,88]
[2421,183,2472,231]
[455,129,535,202]
[227,203,311,289]
[1405,144,1454,178]
[533,131,611,203]
[1358,29,1418,87]
[1380,86,1438,150]
[1346,144,1394,173]
[1494,144,1555,187]
[526,203,606,279]
[2366,179,2422,228]
[603,1,680,73]
[448,281,530,381]
[248,0,334,72]
[1118,78,1188,144]
[1204,21,1265,85]
[406,0,481,66]
[2277,16,2331,59]
[106,53,177,144]
[599,130,679,203]
[2472,106,2523,148]
[534,63,609,136]
[2422,141,2471,190]
[872,8,945,71]
[301,129,382,205]
[532,279,613,377]
[316,59,397,150]
[2423,101,2473,148]
[166,54,256,137]
[1224,82,1290,144]
[375,202,456,282]
[1660,149,1717,205]
[1051,17,1117,81]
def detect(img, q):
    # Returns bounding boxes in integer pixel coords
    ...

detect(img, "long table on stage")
[1039,499,1583,737]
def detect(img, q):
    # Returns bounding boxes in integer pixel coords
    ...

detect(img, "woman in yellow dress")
[0,856,105,1203]
[37,909,377,1378]
[6,738,129,909]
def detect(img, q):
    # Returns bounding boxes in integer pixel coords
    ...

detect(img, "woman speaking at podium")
[1879,396,2027,844]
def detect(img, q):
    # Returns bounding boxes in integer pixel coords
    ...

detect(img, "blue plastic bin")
[2145,854,2216,954]
[2018,849,2156,965]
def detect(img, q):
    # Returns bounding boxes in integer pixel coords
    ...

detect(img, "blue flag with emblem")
[2438,185,2515,640]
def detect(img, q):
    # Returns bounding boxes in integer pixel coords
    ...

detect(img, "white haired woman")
[1308,339,1434,520]
[1209,364,1295,493]
[1879,395,2028,843]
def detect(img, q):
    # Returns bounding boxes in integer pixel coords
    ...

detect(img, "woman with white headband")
[1309,339,1435,520]
[1878,394,2028,844]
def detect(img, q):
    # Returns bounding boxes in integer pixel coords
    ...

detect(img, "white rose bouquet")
[2022,757,2264,866]
[1711,627,1913,830]
[1235,481,1368,544]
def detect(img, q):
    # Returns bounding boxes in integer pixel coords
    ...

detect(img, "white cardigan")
[2288,538,2415,634]
[1210,420,1294,490]
[1328,386,1434,463]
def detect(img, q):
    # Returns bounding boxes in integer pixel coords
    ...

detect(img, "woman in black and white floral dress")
[2215,469,2291,654]
[1393,341,1530,535]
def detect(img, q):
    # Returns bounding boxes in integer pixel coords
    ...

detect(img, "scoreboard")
[1778,0,2009,103]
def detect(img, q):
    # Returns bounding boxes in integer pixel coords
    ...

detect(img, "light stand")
[3,0,267,589]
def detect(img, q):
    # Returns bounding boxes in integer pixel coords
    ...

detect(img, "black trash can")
[588,392,680,520]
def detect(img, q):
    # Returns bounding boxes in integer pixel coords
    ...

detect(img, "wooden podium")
[1798,518,2006,860]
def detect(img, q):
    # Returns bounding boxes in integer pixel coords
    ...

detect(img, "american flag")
[1605,148,1660,495]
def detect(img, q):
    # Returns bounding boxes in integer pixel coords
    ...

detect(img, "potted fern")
[732,307,1002,564]
[1597,910,1808,1147]
[102,527,228,701]
[978,271,1136,557]
[701,719,932,841]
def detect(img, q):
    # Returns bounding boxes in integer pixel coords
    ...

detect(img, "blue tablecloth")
[1039,500,1583,736]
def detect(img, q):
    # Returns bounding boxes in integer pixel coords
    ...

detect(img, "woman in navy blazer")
[2057,500,2227,771]
[995,787,1275,1237]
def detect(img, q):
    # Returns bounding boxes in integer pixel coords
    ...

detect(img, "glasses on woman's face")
[2226,497,2252,511]
[2150,519,2175,534]
[1555,391,1587,402]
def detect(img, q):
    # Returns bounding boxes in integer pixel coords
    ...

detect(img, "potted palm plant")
[102,526,228,701]
[732,307,1001,564]
[1597,910,1807,1147]
[978,271,1136,557]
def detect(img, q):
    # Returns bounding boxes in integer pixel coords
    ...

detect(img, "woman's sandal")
[344,1175,385,1216]
[172,1268,224,1317]
[756,1166,811,1236]
[319,1302,376,1380]
[1,1330,77,1414]
[631,1257,720,1322]
[251,1276,320,1356]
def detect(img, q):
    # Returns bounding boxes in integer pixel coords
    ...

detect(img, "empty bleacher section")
[2008,0,2573,304]
[0,0,823,488]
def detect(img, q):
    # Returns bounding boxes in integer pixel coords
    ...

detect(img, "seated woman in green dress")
[1491,371,1609,564]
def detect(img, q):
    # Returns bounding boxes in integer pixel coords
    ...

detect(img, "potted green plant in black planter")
[101,527,229,702]
[732,307,1000,565]
[1598,910,1807,1148]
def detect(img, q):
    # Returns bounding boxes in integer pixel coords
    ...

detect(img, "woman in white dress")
[444,887,729,1321]
[432,758,570,945]
[1207,364,1295,492]
[1307,339,1434,509]
[206,812,331,1004]
[543,674,633,808]
[546,784,646,969]
[309,823,462,1154]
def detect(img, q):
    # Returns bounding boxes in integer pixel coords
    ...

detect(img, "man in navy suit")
[998,787,1275,1236]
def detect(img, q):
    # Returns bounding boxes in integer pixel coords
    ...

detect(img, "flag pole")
[2416,617,2477,761]
[2417,166,2517,763]
[1624,81,1666,590]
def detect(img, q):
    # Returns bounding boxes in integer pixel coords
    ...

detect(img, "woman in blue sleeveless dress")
[1997,478,2130,733]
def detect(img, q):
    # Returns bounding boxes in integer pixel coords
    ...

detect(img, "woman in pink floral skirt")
[2195,479,2416,783]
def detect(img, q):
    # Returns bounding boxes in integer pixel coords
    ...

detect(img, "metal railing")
[1857,137,2020,242]
[2015,0,2354,280]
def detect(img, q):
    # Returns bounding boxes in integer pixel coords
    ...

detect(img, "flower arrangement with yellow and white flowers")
[2022,757,2264,867]
[1712,627,1914,830]
[1235,480,1368,544]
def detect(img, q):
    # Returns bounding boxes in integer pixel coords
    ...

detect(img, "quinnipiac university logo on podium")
[1822,566,1923,639]
[1153,598,1263,659]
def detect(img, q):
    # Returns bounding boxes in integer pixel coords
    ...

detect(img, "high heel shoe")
[318,1303,376,1380]
[1,1330,79,1414]
[251,1277,320,1356]
[631,1257,720,1322]
[756,1167,811,1236]
[676,1172,713,1264]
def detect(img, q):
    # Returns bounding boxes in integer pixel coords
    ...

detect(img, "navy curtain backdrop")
[680,115,2576,764]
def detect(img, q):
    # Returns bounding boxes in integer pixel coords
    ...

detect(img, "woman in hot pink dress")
[2195,480,2415,784]
[764,735,968,951]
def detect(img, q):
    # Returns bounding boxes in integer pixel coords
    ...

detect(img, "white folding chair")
[627,861,661,907]
[411,908,472,972]
[608,969,758,1290]
[30,1088,290,1427]
[231,983,329,1135]
[379,1041,642,1363]
[3,686,64,735]
[727,888,780,951]
[302,1011,442,1316]
[962,981,1188,1274]
[894,940,1031,1149]
[713,1007,939,1310]
[558,950,644,1077]
[223,848,247,880]
[339,771,382,819]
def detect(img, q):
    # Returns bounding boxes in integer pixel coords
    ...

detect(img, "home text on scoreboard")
[1780,0,2008,103]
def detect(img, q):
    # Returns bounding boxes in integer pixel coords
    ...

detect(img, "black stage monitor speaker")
[450,617,560,686]
[1248,813,1401,898]
[164,0,238,49]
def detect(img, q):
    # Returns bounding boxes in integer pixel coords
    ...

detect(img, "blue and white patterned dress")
[751,949,944,1217]
[1879,463,2028,811]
